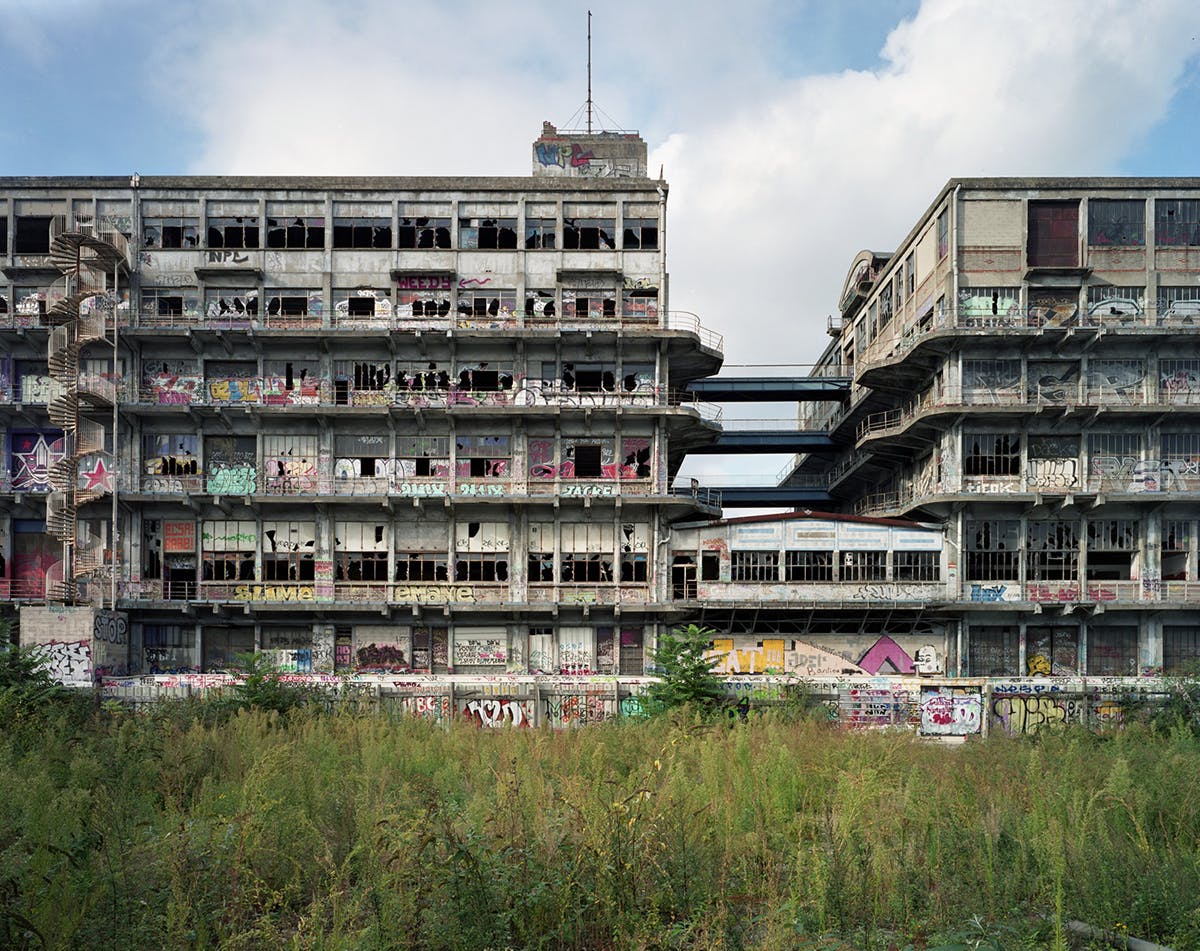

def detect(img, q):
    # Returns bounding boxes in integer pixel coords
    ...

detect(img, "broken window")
[13,216,51,254]
[618,524,650,582]
[785,550,833,582]
[527,521,555,582]
[13,360,51,403]
[142,434,200,479]
[263,434,318,495]
[458,217,518,249]
[894,551,939,582]
[525,289,556,320]
[265,289,322,322]
[1088,199,1145,246]
[525,217,556,249]
[333,288,393,325]
[572,444,604,479]
[13,287,47,323]
[456,435,511,479]
[207,215,259,249]
[204,288,258,324]
[395,550,448,582]
[622,285,658,320]
[958,286,1020,324]
[1026,520,1078,582]
[201,519,256,583]
[562,289,616,320]
[334,521,389,582]
[904,251,915,299]
[397,362,450,393]
[562,362,617,392]
[623,217,658,250]
[141,287,200,323]
[266,216,325,249]
[731,551,779,583]
[562,217,616,250]
[0,218,7,255]
[397,280,451,320]
[962,359,1021,403]
[261,520,316,582]
[877,282,893,326]
[454,521,509,583]
[205,435,257,494]
[559,522,614,583]
[456,289,517,322]
[333,217,391,248]
[1156,199,1200,247]
[963,432,1021,477]
[334,359,393,405]
[396,436,450,478]
[964,521,1022,578]
[1162,519,1190,581]
[1086,518,1137,581]
[142,216,200,248]
[397,206,450,249]
[840,551,885,583]
[334,433,388,485]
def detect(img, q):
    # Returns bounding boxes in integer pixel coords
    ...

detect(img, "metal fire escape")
[45,215,129,603]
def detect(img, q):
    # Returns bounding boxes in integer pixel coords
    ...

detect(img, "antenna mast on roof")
[586,10,593,133]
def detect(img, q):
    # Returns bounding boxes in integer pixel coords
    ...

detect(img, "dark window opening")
[268,294,310,316]
[334,218,392,249]
[263,555,315,582]
[785,550,833,582]
[561,554,612,583]
[397,217,449,249]
[335,552,388,582]
[348,297,375,317]
[454,555,509,583]
[562,218,616,250]
[620,553,648,582]
[528,553,555,582]
[14,217,51,254]
[573,445,603,478]
[395,553,448,582]
[207,217,259,249]
[1028,200,1079,267]
[266,217,325,249]
[701,552,719,581]
[524,218,556,249]
[623,218,658,250]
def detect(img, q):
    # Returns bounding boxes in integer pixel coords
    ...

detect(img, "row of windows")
[962,431,1200,478]
[716,550,940,584]
[966,519,1139,581]
[969,624,1200,677]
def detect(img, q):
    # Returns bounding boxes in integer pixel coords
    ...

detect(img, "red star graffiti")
[81,457,113,492]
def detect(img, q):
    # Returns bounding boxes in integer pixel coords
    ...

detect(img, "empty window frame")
[571,444,604,479]
[266,216,324,249]
[785,550,833,582]
[1087,626,1138,676]
[397,436,450,478]
[731,551,779,583]
[894,551,940,582]
[455,360,514,392]
[458,217,518,249]
[562,362,618,393]
[261,521,316,581]
[141,287,200,322]
[334,521,389,582]
[455,435,510,478]
[456,289,517,321]
[454,521,510,583]
[525,217,557,249]
[395,550,449,582]
[1088,199,1145,245]
[1162,519,1190,581]
[1164,625,1200,673]
[965,519,1020,581]
[206,215,259,249]
[963,432,1021,477]
[1157,286,1200,322]
[265,289,322,320]
[398,284,451,320]
[623,216,658,250]
[840,550,885,582]
[13,216,51,254]
[562,217,616,250]
[527,522,556,582]
[397,363,450,393]
[1086,519,1137,580]
[0,217,7,256]
[204,288,258,322]
[1155,199,1200,247]
[559,522,614,583]
[1026,521,1078,582]
[333,217,392,248]
[142,216,200,248]
[397,209,449,249]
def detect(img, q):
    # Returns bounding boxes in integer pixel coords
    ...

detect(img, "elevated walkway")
[688,375,850,402]
[689,427,837,453]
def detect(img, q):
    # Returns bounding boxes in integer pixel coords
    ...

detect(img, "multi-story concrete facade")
[0,125,729,682]
[770,178,1200,681]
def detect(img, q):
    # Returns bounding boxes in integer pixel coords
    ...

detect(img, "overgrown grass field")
[0,698,1197,949]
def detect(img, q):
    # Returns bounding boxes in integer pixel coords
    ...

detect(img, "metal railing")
[666,310,724,352]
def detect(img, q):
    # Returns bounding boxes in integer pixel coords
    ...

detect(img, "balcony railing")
[666,310,724,352]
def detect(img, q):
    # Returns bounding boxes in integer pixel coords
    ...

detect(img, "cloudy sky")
[3,0,1199,489]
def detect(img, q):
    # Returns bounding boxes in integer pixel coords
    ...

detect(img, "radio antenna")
[586,10,593,133]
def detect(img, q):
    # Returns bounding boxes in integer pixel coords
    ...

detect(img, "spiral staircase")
[43,215,129,603]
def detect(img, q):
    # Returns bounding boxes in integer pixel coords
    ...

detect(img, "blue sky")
[3,0,1199,488]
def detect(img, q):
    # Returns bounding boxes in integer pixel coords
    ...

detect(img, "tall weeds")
[0,706,1196,949]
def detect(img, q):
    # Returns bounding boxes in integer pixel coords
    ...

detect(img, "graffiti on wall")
[142,361,200,404]
[31,639,92,683]
[462,697,531,727]
[919,686,982,735]
[11,432,66,492]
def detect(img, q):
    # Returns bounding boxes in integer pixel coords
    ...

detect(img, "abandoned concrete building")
[5,151,1200,709]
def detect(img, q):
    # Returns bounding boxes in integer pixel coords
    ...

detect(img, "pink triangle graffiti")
[857,635,915,675]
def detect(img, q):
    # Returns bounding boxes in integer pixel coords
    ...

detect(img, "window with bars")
[1163,519,1190,581]
[1088,432,1140,490]
[1087,359,1145,400]
[1157,285,1200,322]
[1162,432,1200,469]
[1088,199,1144,245]
[968,625,1019,676]
[1163,625,1200,673]
[731,551,779,582]
[1155,199,1200,247]
[962,359,1021,402]
[785,550,833,582]
[894,551,940,582]
[1026,521,1078,581]
[1087,626,1138,676]
[966,520,1020,580]
[1160,358,1200,402]
[840,550,886,582]
[963,432,1021,477]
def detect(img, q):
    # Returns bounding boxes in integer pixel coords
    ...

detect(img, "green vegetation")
[0,689,1197,951]
[644,623,725,716]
